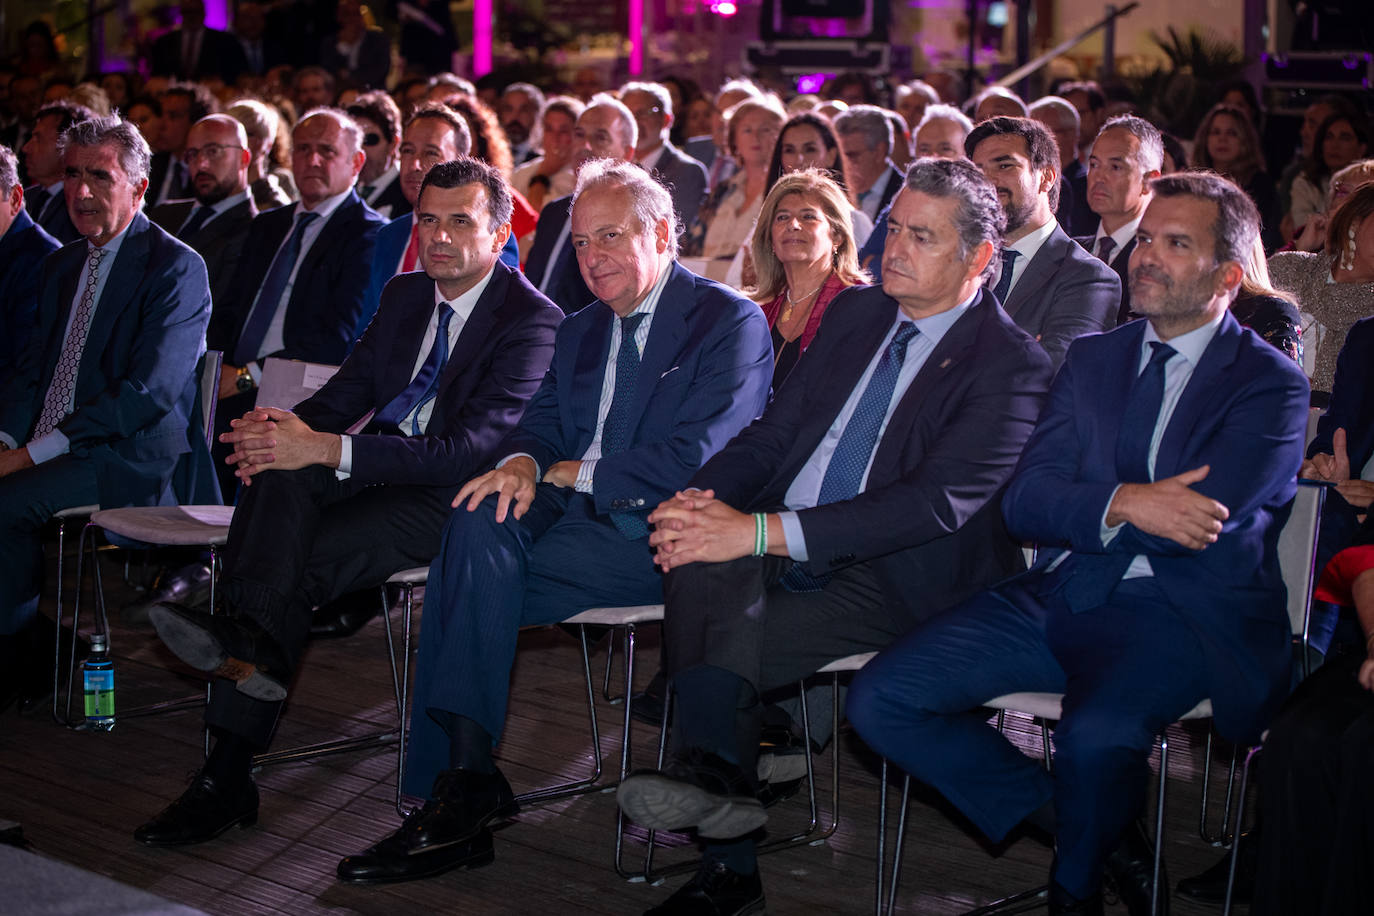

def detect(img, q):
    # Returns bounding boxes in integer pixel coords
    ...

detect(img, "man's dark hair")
[404,101,472,157]
[1149,171,1259,269]
[347,90,403,144]
[1058,80,1106,113]
[35,100,96,135]
[59,114,153,186]
[293,66,337,99]
[126,94,162,117]
[965,115,1062,211]
[163,81,217,121]
[417,157,513,233]
[904,156,1006,282]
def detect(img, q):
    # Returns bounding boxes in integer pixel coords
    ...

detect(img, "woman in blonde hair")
[1234,234,1303,364]
[750,168,870,388]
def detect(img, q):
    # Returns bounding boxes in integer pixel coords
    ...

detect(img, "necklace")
[779,272,830,326]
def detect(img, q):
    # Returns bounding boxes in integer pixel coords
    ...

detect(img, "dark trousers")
[1252,651,1374,916]
[663,555,907,775]
[206,464,454,747]
[846,576,1208,900]
[403,483,664,797]
[0,455,100,632]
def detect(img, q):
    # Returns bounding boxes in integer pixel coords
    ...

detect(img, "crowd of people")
[1,11,1373,916]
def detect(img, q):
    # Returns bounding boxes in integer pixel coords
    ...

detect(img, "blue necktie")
[1115,341,1177,484]
[233,210,319,366]
[782,322,920,591]
[603,313,648,538]
[373,304,455,434]
[990,248,1020,305]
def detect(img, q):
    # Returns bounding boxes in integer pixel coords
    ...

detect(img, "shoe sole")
[148,606,287,702]
[134,809,258,847]
[617,774,767,839]
[336,845,497,885]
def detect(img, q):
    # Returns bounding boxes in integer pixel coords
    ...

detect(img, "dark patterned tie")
[990,248,1020,305]
[1096,235,1117,264]
[603,313,648,538]
[233,210,319,366]
[1115,341,1177,484]
[34,246,108,437]
[373,304,455,434]
[781,322,920,591]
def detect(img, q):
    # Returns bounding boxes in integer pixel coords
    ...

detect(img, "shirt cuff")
[778,511,808,561]
[1099,483,1125,547]
[27,430,70,465]
[246,360,262,383]
[498,452,541,480]
[334,434,352,480]
[575,459,597,493]
[0,431,17,450]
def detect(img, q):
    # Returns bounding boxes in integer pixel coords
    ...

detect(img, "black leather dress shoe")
[399,767,519,851]
[618,748,765,839]
[148,603,291,702]
[1175,833,1255,905]
[646,860,765,916]
[336,826,495,884]
[309,588,383,641]
[1049,881,1105,916]
[1105,820,1168,916]
[134,771,259,846]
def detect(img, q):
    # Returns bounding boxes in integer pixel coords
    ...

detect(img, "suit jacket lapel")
[83,214,150,355]
[628,264,689,428]
[1004,227,1065,317]
[572,303,614,448]
[1154,313,1243,478]
[436,266,502,398]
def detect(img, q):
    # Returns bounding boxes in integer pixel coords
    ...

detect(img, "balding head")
[184,114,250,204]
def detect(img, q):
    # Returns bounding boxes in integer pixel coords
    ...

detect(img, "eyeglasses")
[183,143,243,164]
[363,132,383,147]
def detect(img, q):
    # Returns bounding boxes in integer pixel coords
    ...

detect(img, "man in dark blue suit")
[0,115,210,704]
[967,116,1120,367]
[335,159,773,885]
[138,158,562,847]
[523,94,639,314]
[847,172,1311,916]
[0,144,60,378]
[207,108,385,493]
[616,158,1054,915]
[622,82,709,231]
[22,101,93,245]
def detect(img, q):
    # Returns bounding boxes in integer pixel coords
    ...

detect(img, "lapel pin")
[939,358,952,369]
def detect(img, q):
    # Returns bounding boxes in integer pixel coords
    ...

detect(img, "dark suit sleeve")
[1035,250,1120,367]
[58,244,212,451]
[668,152,709,231]
[1309,317,1373,460]
[794,323,1052,567]
[278,204,383,364]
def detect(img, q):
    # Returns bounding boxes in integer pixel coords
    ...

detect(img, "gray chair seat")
[89,506,235,546]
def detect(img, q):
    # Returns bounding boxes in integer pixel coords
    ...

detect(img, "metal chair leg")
[887,773,912,916]
[1222,745,1259,916]
[1152,733,1168,916]
[1198,729,1239,846]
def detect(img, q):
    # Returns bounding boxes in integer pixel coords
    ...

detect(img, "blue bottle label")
[84,669,115,718]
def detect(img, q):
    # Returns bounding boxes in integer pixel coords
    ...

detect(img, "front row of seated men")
[0,107,1311,916]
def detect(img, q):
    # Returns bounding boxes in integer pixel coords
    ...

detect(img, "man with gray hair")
[496,81,545,164]
[336,157,773,885]
[1029,95,1095,237]
[1078,114,1164,325]
[616,157,1053,915]
[621,80,709,229]
[848,170,1309,916]
[22,100,95,244]
[0,115,210,707]
[835,103,904,223]
[0,143,60,378]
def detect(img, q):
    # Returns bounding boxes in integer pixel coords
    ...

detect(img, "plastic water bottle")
[81,634,116,731]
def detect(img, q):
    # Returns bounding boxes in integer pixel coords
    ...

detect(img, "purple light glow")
[796,73,829,94]
[473,0,493,76]
[204,0,229,31]
[630,0,643,75]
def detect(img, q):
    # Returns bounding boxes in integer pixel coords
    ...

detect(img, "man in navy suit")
[1076,116,1163,327]
[967,116,1120,367]
[0,144,60,378]
[836,105,906,225]
[847,172,1311,916]
[0,115,210,701]
[335,159,773,885]
[138,158,562,847]
[616,158,1054,914]
[22,101,93,245]
[149,0,248,83]
[207,108,385,492]
[523,94,639,315]
[622,81,709,231]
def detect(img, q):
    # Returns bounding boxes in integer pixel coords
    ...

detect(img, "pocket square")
[660,365,681,379]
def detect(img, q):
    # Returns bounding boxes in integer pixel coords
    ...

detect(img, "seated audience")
[615,156,1052,914]
[749,168,871,389]
[1029,95,1096,237]
[1277,96,1358,223]
[496,81,544,165]
[1288,111,1370,240]
[1058,80,1108,169]
[622,81,709,232]
[138,158,562,848]
[23,100,93,244]
[318,0,390,92]
[337,159,773,884]
[971,85,1029,122]
[1233,234,1303,364]
[894,80,940,136]
[1191,103,1281,250]
[347,91,408,218]
[682,96,785,261]
[848,171,1310,916]
[509,95,583,212]
[440,93,538,242]
[1269,183,1374,394]
[834,104,904,225]
[765,111,872,242]
[1159,132,1188,174]
[685,79,764,192]
[966,116,1120,367]
[0,115,212,710]
[1288,157,1374,253]
[225,98,296,209]
[0,144,60,379]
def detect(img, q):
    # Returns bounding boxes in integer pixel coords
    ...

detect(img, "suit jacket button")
[636,499,645,506]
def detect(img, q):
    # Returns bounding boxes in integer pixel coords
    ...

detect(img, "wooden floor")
[0,544,1251,915]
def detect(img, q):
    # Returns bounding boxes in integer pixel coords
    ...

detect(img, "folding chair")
[877,480,1326,916]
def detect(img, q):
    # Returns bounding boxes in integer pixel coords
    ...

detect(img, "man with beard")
[967,116,1119,368]
[497,82,543,165]
[848,172,1311,916]
[149,115,257,311]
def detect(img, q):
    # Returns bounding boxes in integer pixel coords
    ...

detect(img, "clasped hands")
[219,407,340,484]
[1105,465,1230,551]
[1301,428,1373,511]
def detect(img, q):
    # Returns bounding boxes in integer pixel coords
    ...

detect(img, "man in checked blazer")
[139,158,562,849]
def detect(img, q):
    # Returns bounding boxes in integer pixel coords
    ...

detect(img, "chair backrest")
[1278,480,1326,650]
[255,357,339,411]
[200,349,223,449]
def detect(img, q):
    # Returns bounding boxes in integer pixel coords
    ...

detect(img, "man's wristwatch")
[235,365,256,393]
